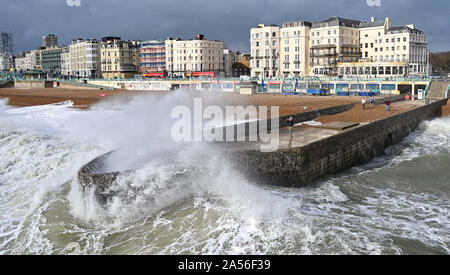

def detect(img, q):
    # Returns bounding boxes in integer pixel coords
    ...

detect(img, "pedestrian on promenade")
[385,99,391,112]
[362,98,367,110]
[370,96,375,106]
[287,116,294,141]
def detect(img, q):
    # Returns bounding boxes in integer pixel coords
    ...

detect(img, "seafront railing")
[76,76,429,83]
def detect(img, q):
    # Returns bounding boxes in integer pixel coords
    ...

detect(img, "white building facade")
[15,51,35,71]
[250,16,430,78]
[250,24,281,78]
[165,34,227,77]
[0,52,13,72]
[68,39,101,78]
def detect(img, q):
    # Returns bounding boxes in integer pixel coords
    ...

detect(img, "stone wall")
[231,98,448,187]
[77,152,119,204]
[14,80,51,89]
[78,94,443,203]
[58,82,100,90]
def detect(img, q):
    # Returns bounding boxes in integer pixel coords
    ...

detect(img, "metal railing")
[423,76,433,98]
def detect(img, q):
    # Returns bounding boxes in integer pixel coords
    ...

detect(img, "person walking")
[287,116,294,141]
[370,96,375,106]
[385,99,391,112]
[362,98,367,110]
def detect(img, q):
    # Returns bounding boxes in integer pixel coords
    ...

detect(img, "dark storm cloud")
[1,0,449,54]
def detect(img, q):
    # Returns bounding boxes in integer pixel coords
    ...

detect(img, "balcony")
[340,51,361,57]
[310,51,337,57]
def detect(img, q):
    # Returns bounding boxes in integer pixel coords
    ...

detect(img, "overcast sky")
[1,0,449,54]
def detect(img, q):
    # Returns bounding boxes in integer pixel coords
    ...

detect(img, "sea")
[0,93,448,255]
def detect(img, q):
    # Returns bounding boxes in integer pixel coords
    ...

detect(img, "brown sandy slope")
[0,88,364,116]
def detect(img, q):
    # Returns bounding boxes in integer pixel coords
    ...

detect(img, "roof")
[359,21,385,28]
[388,26,424,34]
[312,16,362,29]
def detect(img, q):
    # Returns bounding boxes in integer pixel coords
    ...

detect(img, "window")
[272,40,276,46]
[272,32,276,37]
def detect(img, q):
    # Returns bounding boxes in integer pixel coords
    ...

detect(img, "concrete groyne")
[232,98,448,186]
[78,97,448,202]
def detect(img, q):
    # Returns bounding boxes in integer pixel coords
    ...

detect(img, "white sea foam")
[0,94,449,255]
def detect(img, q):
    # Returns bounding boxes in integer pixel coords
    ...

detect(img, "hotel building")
[338,17,429,78]
[250,24,280,78]
[68,39,101,78]
[100,37,140,79]
[165,34,227,77]
[309,17,362,76]
[250,16,429,78]
[15,51,35,71]
[139,40,166,75]
[279,21,312,78]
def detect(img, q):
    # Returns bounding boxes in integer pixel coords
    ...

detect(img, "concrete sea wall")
[232,98,448,187]
[77,152,120,204]
[78,97,447,202]
[14,80,52,89]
